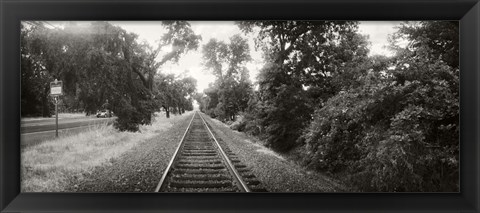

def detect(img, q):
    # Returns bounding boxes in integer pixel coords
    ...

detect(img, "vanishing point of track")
[155,111,267,192]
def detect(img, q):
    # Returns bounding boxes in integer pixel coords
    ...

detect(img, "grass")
[204,113,348,192]
[22,112,91,121]
[21,112,190,192]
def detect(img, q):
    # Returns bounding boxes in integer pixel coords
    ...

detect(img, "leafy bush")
[242,92,264,136]
[241,63,313,151]
[302,48,459,191]
[229,114,247,132]
[113,88,158,132]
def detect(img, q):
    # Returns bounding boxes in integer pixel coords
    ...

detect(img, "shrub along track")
[156,111,266,192]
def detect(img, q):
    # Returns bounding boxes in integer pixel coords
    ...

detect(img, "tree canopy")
[22,21,459,192]
[237,21,370,151]
[199,34,253,122]
[21,21,201,131]
[234,21,458,191]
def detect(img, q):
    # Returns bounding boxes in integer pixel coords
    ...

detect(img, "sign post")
[55,96,58,137]
[50,79,63,137]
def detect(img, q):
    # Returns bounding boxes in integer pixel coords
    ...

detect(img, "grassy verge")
[21,112,188,192]
[205,115,348,192]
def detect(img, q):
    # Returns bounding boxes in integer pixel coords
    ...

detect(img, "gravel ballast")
[66,111,346,193]
[201,113,347,192]
[67,112,194,192]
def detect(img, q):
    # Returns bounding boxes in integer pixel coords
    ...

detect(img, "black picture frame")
[1,0,479,212]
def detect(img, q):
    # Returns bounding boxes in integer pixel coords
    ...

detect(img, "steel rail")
[197,112,251,192]
[154,111,196,192]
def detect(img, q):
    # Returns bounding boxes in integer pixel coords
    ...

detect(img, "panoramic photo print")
[20,21,459,192]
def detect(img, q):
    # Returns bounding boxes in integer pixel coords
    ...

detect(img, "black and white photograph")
[20,20,459,193]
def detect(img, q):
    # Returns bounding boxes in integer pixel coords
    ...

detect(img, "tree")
[302,21,459,192]
[238,21,369,151]
[390,21,458,69]
[172,76,197,114]
[201,34,253,121]
[21,22,56,117]
[154,73,197,118]
[20,21,200,131]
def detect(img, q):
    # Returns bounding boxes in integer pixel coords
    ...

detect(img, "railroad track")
[155,111,267,192]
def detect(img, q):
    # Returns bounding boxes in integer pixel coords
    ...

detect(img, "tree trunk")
[42,85,50,117]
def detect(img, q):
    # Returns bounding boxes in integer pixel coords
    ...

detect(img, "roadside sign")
[50,80,63,96]
[50,79,62,137]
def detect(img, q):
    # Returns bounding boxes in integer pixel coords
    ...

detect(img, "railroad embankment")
[204,114,348,192]
[21,112,193,192]
[22,110,346,192]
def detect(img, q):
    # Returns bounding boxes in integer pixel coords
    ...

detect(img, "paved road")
[21,116,115,147]
[21,116,115,133]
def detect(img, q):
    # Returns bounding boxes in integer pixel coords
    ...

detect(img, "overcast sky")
[50,21,403,92]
